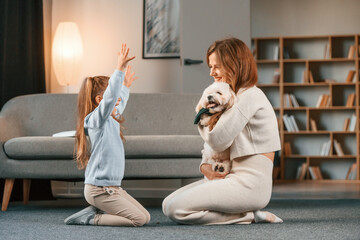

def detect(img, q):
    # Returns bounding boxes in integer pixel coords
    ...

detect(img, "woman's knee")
[162,200,186,222]
[162,196,171,216]
[162,194,181,217]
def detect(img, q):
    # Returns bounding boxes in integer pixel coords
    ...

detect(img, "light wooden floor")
[272,181,360,199]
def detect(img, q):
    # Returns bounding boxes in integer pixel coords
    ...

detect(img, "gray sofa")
[0,93,203,211]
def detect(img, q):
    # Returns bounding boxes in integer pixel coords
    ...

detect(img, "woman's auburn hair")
[206,37,258,94]
[75,76,125,170]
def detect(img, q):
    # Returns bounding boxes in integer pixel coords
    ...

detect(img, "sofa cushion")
[4,135,204,160]
[4,137,75,160]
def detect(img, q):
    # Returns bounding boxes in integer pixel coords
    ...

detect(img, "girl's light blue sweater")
[84,70,129,186]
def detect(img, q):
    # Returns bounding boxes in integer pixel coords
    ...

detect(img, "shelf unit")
[252,34,360,182]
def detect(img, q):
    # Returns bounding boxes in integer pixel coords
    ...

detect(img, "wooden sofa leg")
[23,179,31,205]
[2,178,15,211]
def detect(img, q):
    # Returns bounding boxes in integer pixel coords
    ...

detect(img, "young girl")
[64,44,150,227]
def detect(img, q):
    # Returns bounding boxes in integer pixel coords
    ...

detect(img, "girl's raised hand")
[123,65,138,88]
[117,43,135,72]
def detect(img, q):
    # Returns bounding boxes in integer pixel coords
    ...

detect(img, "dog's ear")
[195,95,206,113]
[195,101,202,113]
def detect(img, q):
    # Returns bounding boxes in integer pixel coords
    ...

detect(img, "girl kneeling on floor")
[64,44,150,227]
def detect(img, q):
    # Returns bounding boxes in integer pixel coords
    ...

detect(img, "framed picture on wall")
[143,0,180,59]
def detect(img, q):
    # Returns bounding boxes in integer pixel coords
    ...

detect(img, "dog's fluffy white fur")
[195,82,236,177]
[195,81,235,127]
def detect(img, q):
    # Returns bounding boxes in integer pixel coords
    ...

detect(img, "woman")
[162,37,283,225]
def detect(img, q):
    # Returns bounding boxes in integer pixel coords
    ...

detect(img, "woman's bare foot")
[253,210,283,223]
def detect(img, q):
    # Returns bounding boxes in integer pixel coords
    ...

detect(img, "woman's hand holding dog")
[117,43,135,72]
[200,164,228,180]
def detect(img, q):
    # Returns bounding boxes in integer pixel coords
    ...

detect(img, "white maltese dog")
[195,82,236,178]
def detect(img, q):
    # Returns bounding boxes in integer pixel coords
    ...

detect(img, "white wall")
[48,0,360,93]
[50,0,182,94]
[251,0,360,37]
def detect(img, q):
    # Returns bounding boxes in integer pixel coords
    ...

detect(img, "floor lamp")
[52,22,83,93]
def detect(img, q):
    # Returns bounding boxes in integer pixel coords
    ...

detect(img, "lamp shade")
[52,22,83,86]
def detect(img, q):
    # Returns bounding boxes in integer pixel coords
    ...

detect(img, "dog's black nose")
[207,95,213,101]
[219,167,224,172]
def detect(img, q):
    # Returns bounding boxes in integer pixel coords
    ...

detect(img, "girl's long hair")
[75,76,125,170]
[206,37,258,94]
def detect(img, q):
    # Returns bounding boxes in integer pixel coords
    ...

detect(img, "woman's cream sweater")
[198,86,281,161]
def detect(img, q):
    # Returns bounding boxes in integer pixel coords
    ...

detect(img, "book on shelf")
[283,114,292,131]
[315,94,331,108]
[310,118,318,132]
[320,140,331,156]
[323,43,331,59]
[347,45,355,59]
[315,95,323,107]
[308,70,315,84]
[284,94,292,108]
[273,46,279,60]
[345,93,355,107]
[323,95,331,107]
[348,114,357,131]
[345,163,357,180]
[289,115,299,132]
[343,117,350,131]
[283,114,299,132]
[283,114,295,132]
[296,162,309,180]
[308,166,316,180]
[284,93,300,108]
[272,68,280,83]
[302,69,309,83]
[308,166,324,180]
[345,70,355,83]
[283,114,291,131]
[289,94,299,107]
[314,167,323,180]
[333,139,344,156]
[284,142,292,156]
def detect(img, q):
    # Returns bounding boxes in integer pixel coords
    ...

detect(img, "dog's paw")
[212,162,231,175]
[199,115,211,126]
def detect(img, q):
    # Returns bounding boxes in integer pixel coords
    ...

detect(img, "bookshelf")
[252,34,360,182]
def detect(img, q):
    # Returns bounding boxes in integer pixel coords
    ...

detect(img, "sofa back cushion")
[1,93,201,137]
[123,93,201,135]
[1,94,78,136]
